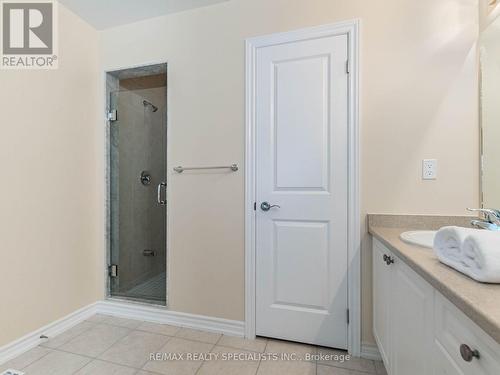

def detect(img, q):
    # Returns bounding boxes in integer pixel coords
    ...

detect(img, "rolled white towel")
[433,226,477,263]
[461,231,500,283]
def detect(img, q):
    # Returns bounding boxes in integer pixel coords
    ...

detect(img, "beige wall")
[0,5,102,347]
[98,0,480,346]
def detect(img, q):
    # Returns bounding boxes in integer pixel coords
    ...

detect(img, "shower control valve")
[140,171,152,186]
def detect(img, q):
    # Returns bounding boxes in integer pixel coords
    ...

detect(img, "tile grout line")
[13,347,53,371]
[90,358,142,372]
[195,341,217,375]
[68,354,93,375]
[58,325,133,360]
[214,334,223,346]
[253,338,270,375]
[49,347,102,362]
[139,333,175,373]
[96,327,174,372]
[54,345,159,373]
[40,320,97,350]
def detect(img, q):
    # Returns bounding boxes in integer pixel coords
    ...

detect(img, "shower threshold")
[110,272,167,306]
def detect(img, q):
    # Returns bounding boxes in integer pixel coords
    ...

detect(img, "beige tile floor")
[0,315,387,375]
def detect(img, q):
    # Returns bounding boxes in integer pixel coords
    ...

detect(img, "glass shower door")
[109,87,167,305]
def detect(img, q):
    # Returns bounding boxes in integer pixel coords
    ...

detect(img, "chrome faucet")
[467,208,500,230]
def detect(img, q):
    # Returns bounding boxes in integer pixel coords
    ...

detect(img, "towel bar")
[173,164,239,173]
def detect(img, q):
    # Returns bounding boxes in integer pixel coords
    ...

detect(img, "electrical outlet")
[422,159,437,180]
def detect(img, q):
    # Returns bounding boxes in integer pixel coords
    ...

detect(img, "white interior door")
[255,32,349,349]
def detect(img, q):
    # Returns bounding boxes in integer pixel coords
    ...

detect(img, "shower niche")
[106,64,167,305]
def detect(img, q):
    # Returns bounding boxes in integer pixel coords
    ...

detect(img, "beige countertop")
[368,215,500,345]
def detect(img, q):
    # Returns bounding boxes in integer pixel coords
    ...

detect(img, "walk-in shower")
[106,63,167,305]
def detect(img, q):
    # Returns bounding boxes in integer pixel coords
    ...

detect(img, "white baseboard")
[0,303,98,365]
[360,342,382,361]
[96,299,245,337]
[0,299,244,366]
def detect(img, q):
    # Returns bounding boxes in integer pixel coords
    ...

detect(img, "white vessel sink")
[399,230,437,249]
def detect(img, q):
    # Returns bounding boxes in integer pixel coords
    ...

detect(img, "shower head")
[143,100,158,112]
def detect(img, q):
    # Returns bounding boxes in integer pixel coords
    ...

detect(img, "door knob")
[260,202,281,211]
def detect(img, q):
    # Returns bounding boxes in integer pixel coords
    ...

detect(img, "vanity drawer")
[434,292,500,374]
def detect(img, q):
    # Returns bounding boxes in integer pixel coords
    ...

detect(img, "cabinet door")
[373,239,392,371]
[391,259,434,375]
[433,341,466,375]
[434,292,500,375]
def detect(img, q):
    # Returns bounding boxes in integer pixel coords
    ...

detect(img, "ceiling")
[58,0,230,30]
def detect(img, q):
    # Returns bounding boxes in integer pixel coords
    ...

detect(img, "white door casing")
[246,22,358,350]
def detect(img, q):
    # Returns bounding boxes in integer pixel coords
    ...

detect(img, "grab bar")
[173,164,239,173]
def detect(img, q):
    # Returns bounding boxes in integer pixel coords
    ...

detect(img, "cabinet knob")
[460,344,480,362]
[383,254,394,265]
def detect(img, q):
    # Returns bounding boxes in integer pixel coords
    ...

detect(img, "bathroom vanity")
[369,215,500,375]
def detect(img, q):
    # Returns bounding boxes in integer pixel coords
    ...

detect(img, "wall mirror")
[480,14,500,208]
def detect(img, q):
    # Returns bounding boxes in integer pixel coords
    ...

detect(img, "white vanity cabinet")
[372,239,434,375]
[372,238,500,375]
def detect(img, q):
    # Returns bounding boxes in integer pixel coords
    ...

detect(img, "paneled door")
[255,32,349,348]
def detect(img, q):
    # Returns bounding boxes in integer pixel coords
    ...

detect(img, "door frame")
[102,60,171,307]
[244,20,361,355]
